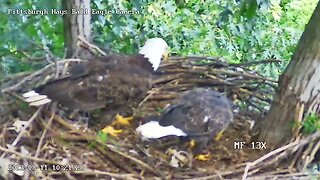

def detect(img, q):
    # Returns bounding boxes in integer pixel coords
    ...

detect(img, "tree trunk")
[258,1,320,148]
[62,0,91,58]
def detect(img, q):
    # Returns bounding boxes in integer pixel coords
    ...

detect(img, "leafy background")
[0,0,317,80]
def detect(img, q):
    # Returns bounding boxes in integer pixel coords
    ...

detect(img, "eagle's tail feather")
[22,90,38,98]
[22,90,52,106]
[22,77,72,107]
[136,121,187,139]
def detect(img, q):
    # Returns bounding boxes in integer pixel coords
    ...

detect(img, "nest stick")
[8,107,42,148]
[35,105,56,158]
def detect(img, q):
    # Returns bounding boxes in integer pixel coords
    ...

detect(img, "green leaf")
[96,130,108,143]
[239,0,258,19]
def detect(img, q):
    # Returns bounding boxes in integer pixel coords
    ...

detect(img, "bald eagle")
[136,88,233,154]
[22,38,168,129]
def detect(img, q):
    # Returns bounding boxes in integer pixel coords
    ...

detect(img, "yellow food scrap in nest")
[195,153,211,161]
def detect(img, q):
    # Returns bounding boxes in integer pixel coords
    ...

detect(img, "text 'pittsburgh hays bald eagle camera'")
[22,38,169,126]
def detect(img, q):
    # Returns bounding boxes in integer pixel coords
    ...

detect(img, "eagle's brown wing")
[34,54,153,111]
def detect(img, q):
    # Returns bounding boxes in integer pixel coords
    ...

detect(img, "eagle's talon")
[195,153,211,161]
[188,139,196,149]
[102,126,123,137]
[215,130,224,141]
[111,113,134,126]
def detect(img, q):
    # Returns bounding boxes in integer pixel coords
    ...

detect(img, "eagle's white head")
[139,38,169,70]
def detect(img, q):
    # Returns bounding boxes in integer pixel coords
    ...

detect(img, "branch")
[9,107,42,148]
[1,59,85,93]
[0,146,65,165]
[77,36,107,56]
[230,59,282,67]
[242,132,320,179]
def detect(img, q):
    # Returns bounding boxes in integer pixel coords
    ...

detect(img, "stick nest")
[0,44,319,179]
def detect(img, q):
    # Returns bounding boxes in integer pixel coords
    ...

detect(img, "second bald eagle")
[23,38,168,118]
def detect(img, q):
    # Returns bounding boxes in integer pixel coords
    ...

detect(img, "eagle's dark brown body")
[35,54,153,113]
[159,88,233,136]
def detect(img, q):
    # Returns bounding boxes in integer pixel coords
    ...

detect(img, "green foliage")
[88,130,109,148]
[302,113,320,134]
[0,0,64,78]
[91,0,317,79]
[0,0,318,80]
[156,107,165,113]
[238,0,258,19]
[96,130,108,143]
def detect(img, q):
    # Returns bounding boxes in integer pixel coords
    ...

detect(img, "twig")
[50,112,81,132]
[186,168,246,180]
[141,79,183,106]
[0,146,65,165]
[29,39,55,63]
[153,73,183,85]
[208,68,276,83]
[138,89,158,107]
[230,59,282,67]
[242,141,298,179]
[0,100,13,105]
[169,55,222,61]
[106,144,162,177]
[0,124,7,147]
[299,140,320,171]
[10,107,42,147]
[94,144,138,174]
[49,169,139,180]
[1,64,52,93]
[1,59,84,93]
[51,131,95,142]
[242,132,320,179]
[35,54,61,158]
[169,56,281,68]
[248,168,290,178]
[162,66,276,83]
[1,71,32,83]
[147,94,178,101]
[77,36,107,56]
[62,172,76,180]
[247,171,320,179]
[35,104,56,158]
